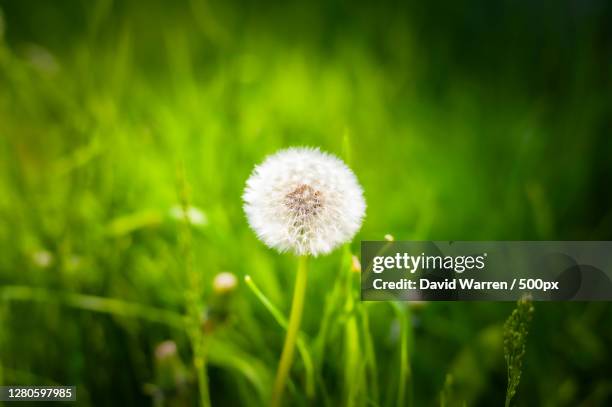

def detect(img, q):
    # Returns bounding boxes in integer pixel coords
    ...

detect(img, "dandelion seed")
[243,147,366,256]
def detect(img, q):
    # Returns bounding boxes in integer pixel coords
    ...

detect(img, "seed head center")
[284,184,323,217]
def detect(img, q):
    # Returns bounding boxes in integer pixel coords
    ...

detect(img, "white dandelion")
[243,147,366,256]
[244,147,366,406]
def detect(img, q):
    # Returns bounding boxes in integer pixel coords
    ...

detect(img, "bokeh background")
[1,0,611,405]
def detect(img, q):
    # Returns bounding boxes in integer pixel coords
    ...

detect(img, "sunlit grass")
[0,1,611,405]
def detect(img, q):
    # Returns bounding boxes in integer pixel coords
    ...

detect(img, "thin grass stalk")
[360,304,379,402]
[0,285,186,328]
[342,245,363,406]
[393,303,413,407]
[177,168,211,407]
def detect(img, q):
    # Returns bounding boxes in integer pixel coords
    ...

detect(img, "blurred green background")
[1,0,611,406]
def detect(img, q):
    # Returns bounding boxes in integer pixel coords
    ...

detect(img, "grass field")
[1,1,611,405]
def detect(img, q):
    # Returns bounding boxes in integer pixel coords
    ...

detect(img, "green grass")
[1,0,612,406]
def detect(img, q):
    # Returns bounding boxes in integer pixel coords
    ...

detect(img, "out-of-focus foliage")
[0,0,611,406]
[504,297,534,407]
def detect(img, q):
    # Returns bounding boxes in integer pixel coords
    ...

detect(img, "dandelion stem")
[271,255,308,407]
[244,275,315,398]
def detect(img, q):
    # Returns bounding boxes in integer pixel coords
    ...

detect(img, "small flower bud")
[351,255,361,273]
[409,300,428,309]
[32,250,53,268]
[169,205,208,226]
[213,272,238,294]
[153,340,189,396]
[155,340,177,361]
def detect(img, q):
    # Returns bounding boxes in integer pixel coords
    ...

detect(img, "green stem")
[393,303,412,407]
[195,343,211,407]
[360,305,379,402]
[177,167,211,407]
[271,256,308,407]
[343,246,360,407]
[244,275,315,398]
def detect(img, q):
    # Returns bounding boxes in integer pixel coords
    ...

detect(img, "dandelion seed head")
[243,147,366,256]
